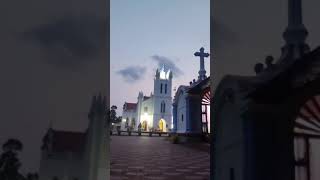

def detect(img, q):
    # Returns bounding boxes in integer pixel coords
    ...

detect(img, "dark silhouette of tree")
[0,138,25,180]
[109,105,122,123]
[26,173,39,180]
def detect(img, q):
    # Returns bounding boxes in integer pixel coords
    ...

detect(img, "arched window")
[201,88,211,134]
[160,83,163,93]
[294,95,320,180]
[181,114,184,122]
[160,101,166,113]
[165,84,168,94]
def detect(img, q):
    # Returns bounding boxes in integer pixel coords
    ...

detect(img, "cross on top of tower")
[282,0,309,60]
[194,47,210,81]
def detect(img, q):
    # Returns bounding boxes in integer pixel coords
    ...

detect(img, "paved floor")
[111,136,210,180]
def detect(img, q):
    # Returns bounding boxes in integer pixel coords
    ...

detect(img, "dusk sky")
[111,0,210,111]
[0,0,108,174]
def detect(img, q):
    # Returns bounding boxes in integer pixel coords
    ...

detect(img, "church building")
[39,94,109,180]
[211,0,320,180]
[120,66,173,132]
[173,47,211,135]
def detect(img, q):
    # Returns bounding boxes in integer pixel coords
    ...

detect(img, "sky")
[0,0,108,174]
[110,0,210,111]
[211,0,320,88]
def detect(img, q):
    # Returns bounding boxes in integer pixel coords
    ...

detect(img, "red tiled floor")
[111,136,210,180]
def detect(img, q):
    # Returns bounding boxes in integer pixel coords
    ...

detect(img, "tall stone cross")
[194,47,210,81]
[282,0,309,59]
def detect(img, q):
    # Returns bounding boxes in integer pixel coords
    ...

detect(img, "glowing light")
[160,69,167,79]
[171,117,173,129]
[159,66,171,80]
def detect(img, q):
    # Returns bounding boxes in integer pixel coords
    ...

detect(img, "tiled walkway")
[111,136,210,180]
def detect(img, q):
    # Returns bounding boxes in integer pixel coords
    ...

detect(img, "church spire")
[282,0,309,60]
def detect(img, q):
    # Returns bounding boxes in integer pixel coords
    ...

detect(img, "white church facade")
[121,66,173,132]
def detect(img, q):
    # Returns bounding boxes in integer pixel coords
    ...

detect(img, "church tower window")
[161,101,166,113]
[165,84,167,94]
[181,114,184,122]
[160,83,163,93]
[144,107,148,112]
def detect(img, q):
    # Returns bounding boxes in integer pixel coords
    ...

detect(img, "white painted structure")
[121,67,173,132]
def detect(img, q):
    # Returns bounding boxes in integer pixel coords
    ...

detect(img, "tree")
[0,138,25,180]
[108,105,122,123]
[26,173,39,180]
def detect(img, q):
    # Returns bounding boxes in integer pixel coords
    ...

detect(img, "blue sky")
[111,0,210,111]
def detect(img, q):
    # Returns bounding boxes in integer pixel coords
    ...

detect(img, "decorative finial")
[265,55,275,69]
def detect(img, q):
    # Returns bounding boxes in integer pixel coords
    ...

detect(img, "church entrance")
[158,119,166,132]
[141,121,148,131]
[294,95,320,180]
[201,88,210,134]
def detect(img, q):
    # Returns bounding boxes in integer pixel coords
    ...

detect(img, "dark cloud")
[212,19,239,51]
[22,15,107,68]
[117,66,147,83]
[151,55,183,77]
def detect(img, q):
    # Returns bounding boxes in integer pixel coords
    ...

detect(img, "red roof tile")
[123,102,137,111]
[51,130,86,152]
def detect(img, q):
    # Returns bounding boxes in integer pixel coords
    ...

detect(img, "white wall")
[176,91,187,133]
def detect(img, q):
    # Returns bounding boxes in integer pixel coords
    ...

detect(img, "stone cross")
[194,47,210,80]
[282,0,309,59]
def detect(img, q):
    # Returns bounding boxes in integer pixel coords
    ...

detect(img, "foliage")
[108,105,122,123]
[169,135,180,144]
[0,139,25,180]
[26,173,39,180]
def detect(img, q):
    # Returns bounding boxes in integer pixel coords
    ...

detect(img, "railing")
[110,130,171,137]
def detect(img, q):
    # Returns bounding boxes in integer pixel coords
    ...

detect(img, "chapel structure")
[211,0,320,180]
[172,47,211,135]
[39,94,109,180]
[120,66,173,132]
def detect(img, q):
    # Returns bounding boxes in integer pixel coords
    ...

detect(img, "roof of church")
[187,77,210,94]
[247,46,320,99]
[43,129,86,153]
[123,102,137,111]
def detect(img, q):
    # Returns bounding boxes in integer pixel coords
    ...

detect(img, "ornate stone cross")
[194,47,210,80]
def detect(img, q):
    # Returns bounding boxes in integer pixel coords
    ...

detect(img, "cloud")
[117,66,147,83]
[151,55,183,77]
[22,15,107,68]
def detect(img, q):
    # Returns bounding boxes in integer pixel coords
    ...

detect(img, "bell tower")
[153,65,173,131]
